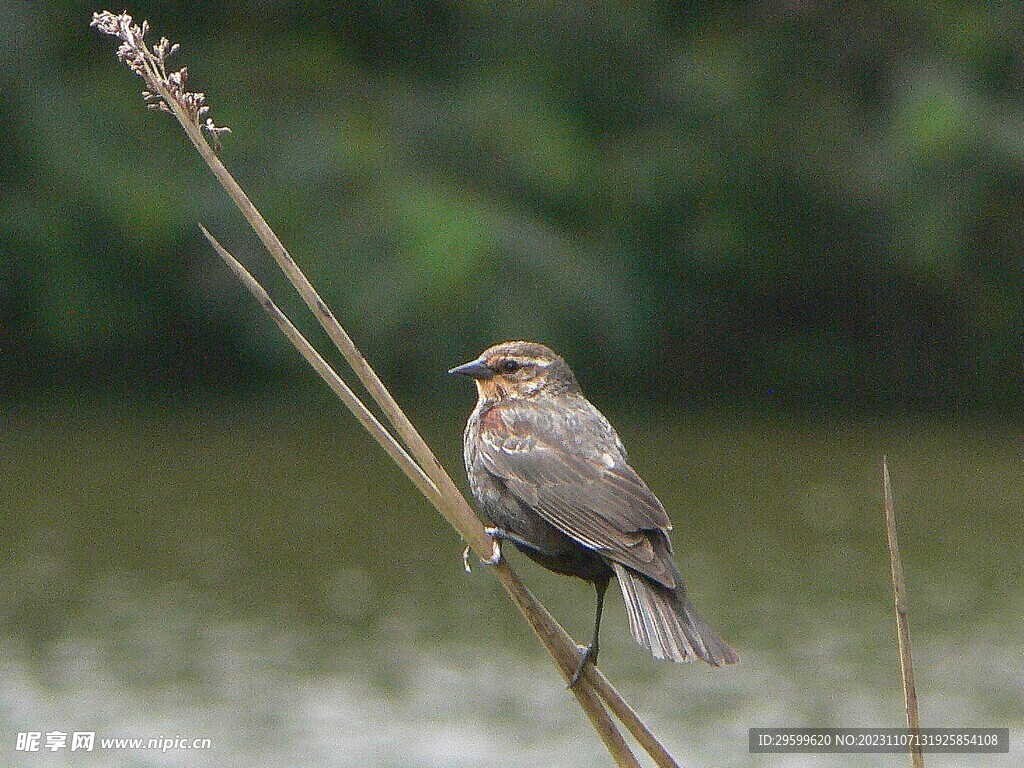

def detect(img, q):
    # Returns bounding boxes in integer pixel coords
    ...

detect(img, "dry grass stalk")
[200,227,644,768]
[882,457,924,768]
[93,11,686,768]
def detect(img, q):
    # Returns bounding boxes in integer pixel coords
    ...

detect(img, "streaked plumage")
[451,341,738,678]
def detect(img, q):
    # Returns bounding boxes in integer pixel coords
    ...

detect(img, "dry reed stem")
[204,228,665,766]
[94,12,684,767]
[882,457,924,768]
[199,226,441,506]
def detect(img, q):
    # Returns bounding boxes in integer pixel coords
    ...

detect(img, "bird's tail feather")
[613,563,739,666]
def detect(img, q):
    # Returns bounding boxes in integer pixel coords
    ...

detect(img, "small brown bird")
[450,341,738,684]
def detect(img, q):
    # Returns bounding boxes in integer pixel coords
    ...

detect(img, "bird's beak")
[448,358,494,379]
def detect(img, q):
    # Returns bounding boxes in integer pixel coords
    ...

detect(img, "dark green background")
[3,2,1021,413]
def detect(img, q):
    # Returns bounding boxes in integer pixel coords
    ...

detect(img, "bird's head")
[449,341,581,402]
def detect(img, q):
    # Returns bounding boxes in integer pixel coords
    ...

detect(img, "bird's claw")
[568,643,598,688]
[462,535,503,573]
[480,531,503,566]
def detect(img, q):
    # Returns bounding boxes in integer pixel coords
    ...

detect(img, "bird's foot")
[485,526,545,552]
[480,535,503,566]
[568,642,599,688]
[462,532,503,573]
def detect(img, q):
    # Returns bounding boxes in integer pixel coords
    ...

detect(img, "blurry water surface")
[1,405,1021,766]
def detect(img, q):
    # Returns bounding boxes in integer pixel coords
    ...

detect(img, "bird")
[449,340,738,685]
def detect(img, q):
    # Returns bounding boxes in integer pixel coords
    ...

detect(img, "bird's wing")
[476,399,677,587]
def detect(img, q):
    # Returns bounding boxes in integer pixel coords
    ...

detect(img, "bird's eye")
[500,359,521,374]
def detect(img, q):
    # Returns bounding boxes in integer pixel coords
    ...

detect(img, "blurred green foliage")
[1,2,1021,412]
